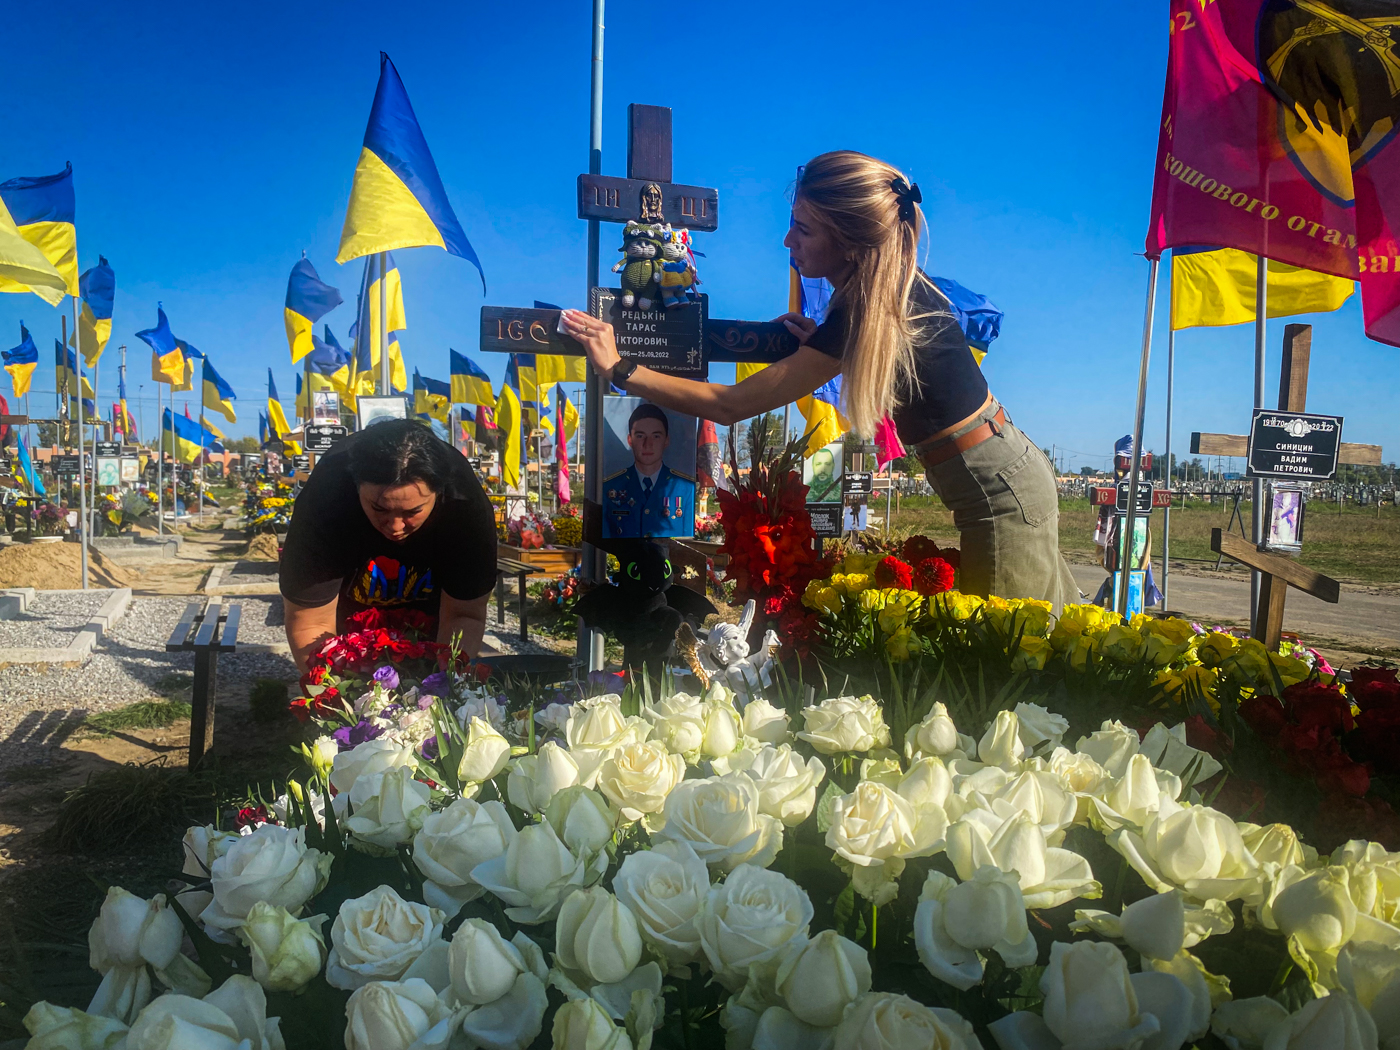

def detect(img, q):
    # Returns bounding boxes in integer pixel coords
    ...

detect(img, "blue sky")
[2,0,1395,472]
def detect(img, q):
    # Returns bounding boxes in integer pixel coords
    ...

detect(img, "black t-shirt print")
[278,426,498,627]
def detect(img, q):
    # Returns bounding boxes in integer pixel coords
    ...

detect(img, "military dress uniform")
[604,464,695,538]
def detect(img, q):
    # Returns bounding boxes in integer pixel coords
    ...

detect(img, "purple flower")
[420,735,440,761]
[372,666,400,690]
[420,672,449,698]
[333,720,384,749]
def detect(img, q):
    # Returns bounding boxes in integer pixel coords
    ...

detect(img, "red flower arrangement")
[875,556,913,590]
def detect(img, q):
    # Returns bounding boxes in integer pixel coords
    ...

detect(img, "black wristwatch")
[611,357,640,389]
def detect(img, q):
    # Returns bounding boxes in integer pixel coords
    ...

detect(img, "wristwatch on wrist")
[610,357,640,389]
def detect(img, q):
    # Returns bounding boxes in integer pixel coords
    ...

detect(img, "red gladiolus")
[875,556,914,590]
[912,557,956,597]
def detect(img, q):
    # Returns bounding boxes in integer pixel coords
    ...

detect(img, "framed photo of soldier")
[803,441,843,503]
[601,396,698,539]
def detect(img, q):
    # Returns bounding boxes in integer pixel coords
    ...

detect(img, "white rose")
[201,824,330,933]
[1074,891,1232,957]
[326,885,445,990]
[236,902,326,992]
[700,697,744,759]
[22,1002,129,1050]
[914,868,1037,991]
[833,992,980,1050]
[905,702,966,760]
[644,693,706,757]
[126,975,283,1050]
[946,812,1100,910]
[536,701,574,736]
[751,1006,835,1050]
[742,698,791,745]
[1013,702,1070,753]
[1140,722,1223,783]
[507,743,581,813]
[459,715,512,785]
[550,997,633,1050]
[1210,996,1291,1050]
[898,756,956,812]
[343,978,456,1050]
[459,966,550,1050]
[176,825,239,918]
[698,864,813,990]
[330,738,415,796]
[734,744,826,828]
[1089,754,1182,833]
[471,819,607,924]
[566,695,646,751]
[1144,949,1219,1042]
[413,798,517,917]
[1271,866,1358,953]
[456,691,507,733]
[546,785,619,856]
[1039,940,1157,1050]
[1048,747,1110,797]
[448,918,534,1005]
[827,781,948,903]
[1260,989,1378,1050]
[1239,823,1315,870]
[797,695,891,755]
[979,769,1079,840]
[775,930,871,1028]
[1340,940,1400,1032]
[86,887,186,1023]
[555,887,644,985]
[597,741,686,824]
[1110,794,1263,903]
[654,775,783,873]
[1075,720,1141,779]
[977,710,1028,769]
[613,839,709,971]
[345,766,432,852]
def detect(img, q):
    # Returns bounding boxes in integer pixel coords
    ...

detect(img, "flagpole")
[1250,253,1267,633]
[1117,256,1159,617]
[157,382,164,537]
[91,356,100,520]
[378,252,390,397]
[1162,319,1175,613]
[581,0,607,672]
[71,296,89,590]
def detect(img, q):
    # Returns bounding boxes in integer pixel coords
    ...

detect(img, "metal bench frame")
[494,557,545,642]
[166,600,241,769]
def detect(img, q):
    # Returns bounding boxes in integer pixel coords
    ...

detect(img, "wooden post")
[1255,324,1312,638]
[1211,527,1340,648]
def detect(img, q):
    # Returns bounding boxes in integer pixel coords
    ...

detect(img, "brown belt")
[916,406,1007,468]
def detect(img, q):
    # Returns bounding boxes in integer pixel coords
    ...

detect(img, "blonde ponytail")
[795,151,933,438]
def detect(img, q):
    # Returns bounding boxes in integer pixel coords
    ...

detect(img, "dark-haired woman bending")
[279,419,497,669]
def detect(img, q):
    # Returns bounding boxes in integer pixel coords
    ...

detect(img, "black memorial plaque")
[703,319,800,365]
[292,454,311,471]
[807,503,842,538]
[1114,480,1154,514]
[590,287,705,377]
[303,424,348,453]
[54,454,84,474]
[1247,410,1344,480]
[577,175,719,232]
[95,441,120,457]
[480,307,584,357]
[842,472,874,498]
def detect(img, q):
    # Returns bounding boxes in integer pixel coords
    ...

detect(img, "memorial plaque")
[703,319,800,364]
[480,306,583,357]
[54,454,83,475]
[807,503,842,538]
[1114,480,1154,513]
[589,287,705,377]
[304,424,348,453]
[96,441,121,457]
[842,472,874,498]
[292,454,311,471]
[577,175,719,232]
[1247,410,1344,480]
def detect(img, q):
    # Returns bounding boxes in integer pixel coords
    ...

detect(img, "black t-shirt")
[279,428,497,627]
[806,272,989,446]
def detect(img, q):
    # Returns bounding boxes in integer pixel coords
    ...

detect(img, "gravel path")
[0,591,111,649]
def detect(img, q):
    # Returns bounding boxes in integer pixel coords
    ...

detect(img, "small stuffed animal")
[611,222,663,309]
[658,226,699,309]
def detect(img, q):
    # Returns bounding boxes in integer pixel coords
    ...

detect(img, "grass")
[155,672,193,695]
[45,762,223,854]
[888,495,1400,584]
[80,699,192,737]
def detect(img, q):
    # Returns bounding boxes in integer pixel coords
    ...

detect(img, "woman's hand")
[560,309,621,380]
[773,311,817,343]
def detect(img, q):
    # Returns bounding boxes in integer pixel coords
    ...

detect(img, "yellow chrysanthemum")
[1011,634,1054,673]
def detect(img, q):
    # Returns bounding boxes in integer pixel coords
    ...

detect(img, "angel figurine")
[696,599,780,701]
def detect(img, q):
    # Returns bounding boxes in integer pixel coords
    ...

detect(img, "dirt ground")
[0,542,135,590]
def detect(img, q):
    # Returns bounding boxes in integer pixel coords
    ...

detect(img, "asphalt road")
[1067,563,1400,654]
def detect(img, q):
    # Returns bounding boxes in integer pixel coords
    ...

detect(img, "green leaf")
[833,882,856,938]
[816,780,844,835]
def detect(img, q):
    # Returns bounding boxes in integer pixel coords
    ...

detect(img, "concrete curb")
[0,587,133,669]
[203,563,227,594]
[0,587,36,619]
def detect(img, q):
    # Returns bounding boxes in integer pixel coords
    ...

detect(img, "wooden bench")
[166,600,242,770]
[495,557,546,642]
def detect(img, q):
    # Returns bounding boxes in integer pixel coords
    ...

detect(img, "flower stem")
[870,902,878,950]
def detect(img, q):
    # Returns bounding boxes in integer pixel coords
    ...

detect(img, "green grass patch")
[154,672,193,695]
[81,699,192,737]
[46,762,222,855]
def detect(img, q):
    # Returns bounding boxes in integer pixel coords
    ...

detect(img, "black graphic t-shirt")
[279,428,497,630]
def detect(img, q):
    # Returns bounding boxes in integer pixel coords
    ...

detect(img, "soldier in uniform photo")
[604,403,695,538]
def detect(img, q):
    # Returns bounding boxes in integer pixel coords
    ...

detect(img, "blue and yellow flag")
[16,431,45,496]
[258,410,269,446]
[0,197,66,307]
[0,163,78,298]
[351,252,408,392]
[786,246,846,455]
[202,358,237,424]
[163,407,215,464]
[449,349,495,407]
[3,323,38,398]
[496,383,522,490]
[74,256,115,367]
[507,353,548,429]
[307,325,356,408]
[413,369,451,422]
[137,306,186,385]
[1170,247,1356,331]
[337,54,485,290]
[529,301,586,385]
[117,369,135,439]
[284,257,343,363]
[267,369,293,439]
[555,383,579,442]
[55,339,96,406]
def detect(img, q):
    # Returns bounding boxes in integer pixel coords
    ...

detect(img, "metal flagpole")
[1250,253,1267,633]
[581,0,607,672]
[157,381,164,536]
[72,296,89,589]
[1117,257,1159,617]
[378,252,391,397]
[91,356,101,522]
[1162,323,1174,612]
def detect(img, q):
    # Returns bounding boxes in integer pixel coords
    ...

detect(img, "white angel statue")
[697,599,780,701]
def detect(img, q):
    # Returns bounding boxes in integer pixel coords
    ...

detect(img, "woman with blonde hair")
[561,150,1076,608]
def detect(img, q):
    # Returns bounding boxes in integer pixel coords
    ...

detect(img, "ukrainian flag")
[258,410,270,446]
[449,349,495,407]
[555,383,579,441]
[0,197,66,306]
[202,358,237,424]
[268,369,294,441]
[536,354,586,385]
[0,163,78,298]
[284,257,343,363]
[164,408,212,464]
[1170,247,1355,330]
[351,252,408,392]
[74,256,115,367]
[16,431,45,496]
[413,369,451,422]
[496,383,523,490]
[56,339,96,405]
[308,325,356,408]
[3,323,38,398]
[337,52,485,293]
[296,371,337,418]
[174,338,202,392]
[787,249,847,455]
[137,306,186,385]
[118,370,135,439]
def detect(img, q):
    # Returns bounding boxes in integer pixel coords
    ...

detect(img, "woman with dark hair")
[279,419,497,669]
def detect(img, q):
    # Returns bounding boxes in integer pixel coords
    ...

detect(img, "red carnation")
[912,557,956,597]
[875,556,914,590]
[1238,694,1288,741]
[1351,667,1400,711]
[235,805,271,830]
[1282,682,1354,734]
